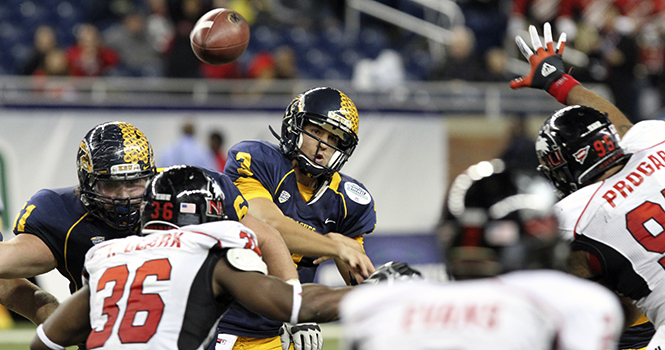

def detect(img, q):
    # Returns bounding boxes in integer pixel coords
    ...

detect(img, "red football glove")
[510,23,580,103]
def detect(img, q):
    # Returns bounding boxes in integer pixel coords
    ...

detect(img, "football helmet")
[141,165,228,234]
[275,87,359,179]
[440,159,566,280]
[536,105,628,198]
[77,121,156,231]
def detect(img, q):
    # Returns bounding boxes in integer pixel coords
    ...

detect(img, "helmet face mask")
[535,105,627,198]
[141,165,228,235]
[441,159,567,280]
[77,121,155,231]
[279,87,359,179]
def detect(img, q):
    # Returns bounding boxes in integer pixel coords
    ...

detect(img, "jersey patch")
[278,190,291,203]
[226,248,267,275]
[345,182,371,205]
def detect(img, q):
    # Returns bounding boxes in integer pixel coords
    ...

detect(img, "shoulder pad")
[225,248,268,275]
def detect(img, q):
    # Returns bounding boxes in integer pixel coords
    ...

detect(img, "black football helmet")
[141,165,228,234]
[273,87,359,179]
[440,159,567,280]
[536,105,628,198]
[77,121,156,231]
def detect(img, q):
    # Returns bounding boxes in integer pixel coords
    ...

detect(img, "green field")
[0,322,342,350]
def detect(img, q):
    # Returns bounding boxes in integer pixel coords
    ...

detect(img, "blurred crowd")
[17,0,311,80]
[8,0,665,119]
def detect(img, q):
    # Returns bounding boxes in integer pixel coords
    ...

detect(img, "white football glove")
[279,322,322,350]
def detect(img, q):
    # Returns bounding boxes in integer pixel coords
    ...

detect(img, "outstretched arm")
[0,278,59,325]
[248,197,374,282]
[241,213,299,281]
[30,286,91,350]
[0,234,57,279]
[565,85,633,136]
[213,255,351,323]
[510,22,633,137]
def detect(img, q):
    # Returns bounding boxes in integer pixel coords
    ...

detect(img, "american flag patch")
[180,203,196,213]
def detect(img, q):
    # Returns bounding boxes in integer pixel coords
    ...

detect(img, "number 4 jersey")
[556,120,665,330]
[82,220,264,350]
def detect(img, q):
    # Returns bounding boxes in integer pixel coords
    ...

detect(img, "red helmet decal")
[546,150,564,167]
[207,200,224,217]
[573,145,590,164]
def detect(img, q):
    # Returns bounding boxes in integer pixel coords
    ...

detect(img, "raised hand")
[510,23,579,103]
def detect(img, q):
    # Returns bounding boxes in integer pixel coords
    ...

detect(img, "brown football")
[190,8,250,65]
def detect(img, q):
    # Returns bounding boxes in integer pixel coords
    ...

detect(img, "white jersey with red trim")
[340,270,622,350]
[82,220,262,350]
[555,120,665,328]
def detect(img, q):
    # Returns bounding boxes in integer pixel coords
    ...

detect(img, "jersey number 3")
[87,258,172,348]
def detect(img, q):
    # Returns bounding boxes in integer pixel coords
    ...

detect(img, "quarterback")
[213,87,376,350]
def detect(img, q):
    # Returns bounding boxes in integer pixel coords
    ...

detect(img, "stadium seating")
[0,2,434,80]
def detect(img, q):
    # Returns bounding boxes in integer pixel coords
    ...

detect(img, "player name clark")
[92,232,185,259]
[603,150,665,208]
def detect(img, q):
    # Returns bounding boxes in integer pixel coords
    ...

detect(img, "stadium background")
[0,0,662,348]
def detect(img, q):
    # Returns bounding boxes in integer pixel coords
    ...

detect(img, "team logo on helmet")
[536,135,564,168]
[207,200,225,217]
[535,136,550,158]
[333,91,359,135]
[206,180,225,217]
[573,146,590,164]
[118,122,154,170]
[78,141,92,173]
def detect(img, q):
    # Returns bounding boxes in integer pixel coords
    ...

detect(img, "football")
[190,8,250,65]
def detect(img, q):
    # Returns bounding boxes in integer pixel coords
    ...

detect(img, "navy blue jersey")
[12,174,247,295]
[13,186,135,293]
[0,230,3,241]
[202,168,249,222]
[216,140,376,339]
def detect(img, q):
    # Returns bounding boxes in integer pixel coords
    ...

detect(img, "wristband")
[287,279,302,325]
[547,74,580,104]
[36,324,65,350]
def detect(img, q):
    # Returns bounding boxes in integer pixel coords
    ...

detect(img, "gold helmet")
[278,87,359,178]
[77,121,155,230]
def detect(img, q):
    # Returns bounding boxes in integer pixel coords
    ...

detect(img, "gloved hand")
[510,23,579,103]
[279,322,322,350]
[361,261,423,285]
